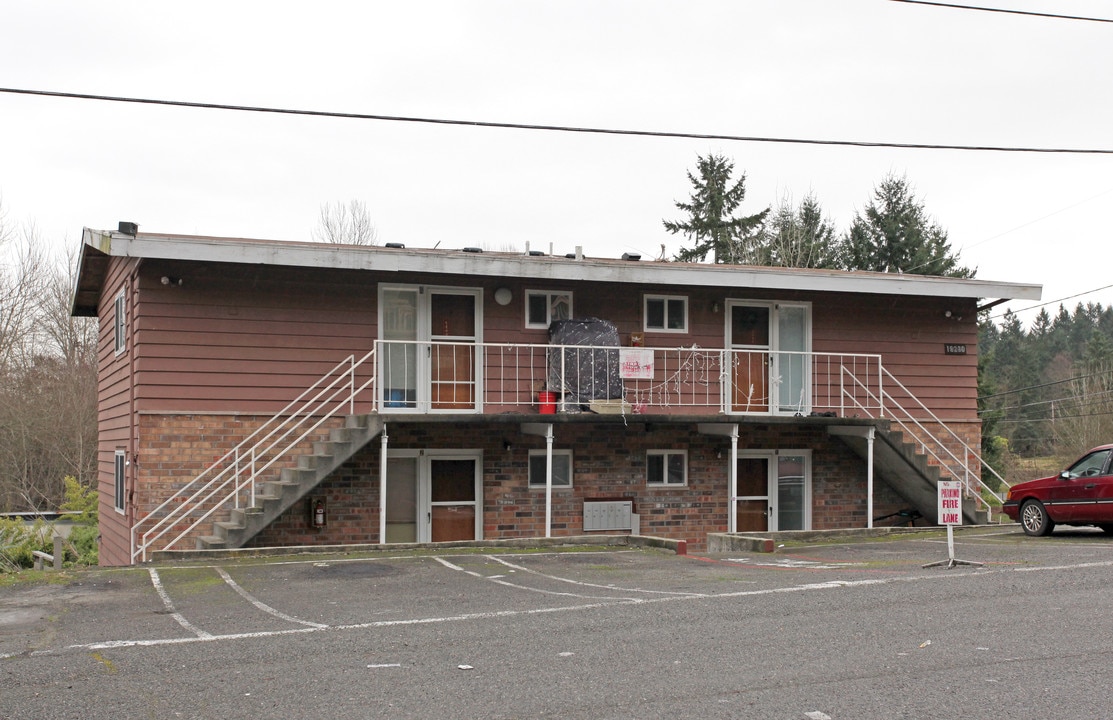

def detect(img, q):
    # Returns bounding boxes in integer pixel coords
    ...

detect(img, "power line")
[990,283,1113,320]
[889,0,1113,23]
[978,371,1110,401]
[3,86,1113,155]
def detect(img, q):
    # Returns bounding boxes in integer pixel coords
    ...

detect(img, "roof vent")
[118,221,139,236]
[462,247,483,253]
[385,242,405,249]
[622,252,641,261]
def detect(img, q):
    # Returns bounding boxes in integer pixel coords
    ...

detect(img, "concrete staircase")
[831,423,987,525]
[197,414,384,550]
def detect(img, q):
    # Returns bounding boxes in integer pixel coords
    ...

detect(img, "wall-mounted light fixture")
[160,276,183,287]
[712,301,721,314]
[494,288,512,306]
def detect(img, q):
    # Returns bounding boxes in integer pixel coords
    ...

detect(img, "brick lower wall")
[131,414,344,556]
[248,421,913,553]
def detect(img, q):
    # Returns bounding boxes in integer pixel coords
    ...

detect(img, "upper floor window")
[647,450,687,486]
[113,290,127,355]
[528,449,573,488]
[526,291,572,329]
[644,295,687,333]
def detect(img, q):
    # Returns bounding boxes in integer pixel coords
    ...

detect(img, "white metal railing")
[131,349,376,562]
[841,366,1009,518]
[133,340,998,560]
[375,340,885,416]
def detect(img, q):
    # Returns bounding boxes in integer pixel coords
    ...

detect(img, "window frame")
[646,449,688,487]
[114,449,126,513]
[528,449,574,489]
[525,290,573,329]
[644,294,688,333]
[113,290,127,356]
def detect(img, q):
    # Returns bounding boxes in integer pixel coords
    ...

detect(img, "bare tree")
[0,210,98,511]
[312,200,379,246]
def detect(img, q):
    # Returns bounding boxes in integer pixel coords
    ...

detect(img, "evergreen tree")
[839,174,972,277]
[757,193,840,268]
[664,154,769,264]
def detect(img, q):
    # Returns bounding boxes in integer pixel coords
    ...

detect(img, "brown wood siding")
[96,256,139,566]
[132,261,376,414]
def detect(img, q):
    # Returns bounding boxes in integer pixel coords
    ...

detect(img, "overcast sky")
[2,0,1110,327]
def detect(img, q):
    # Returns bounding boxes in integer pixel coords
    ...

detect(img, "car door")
[1057,449,1113,523]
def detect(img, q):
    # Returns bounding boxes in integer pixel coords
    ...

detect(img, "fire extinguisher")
[312,498,326,528]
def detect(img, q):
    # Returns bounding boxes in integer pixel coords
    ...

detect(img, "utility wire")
[3,86,1113,155]
[978,371,1110,401]
[889,0,1113,23]
[990,282,1113,320]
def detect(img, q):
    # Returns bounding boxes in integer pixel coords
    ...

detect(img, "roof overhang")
[71,228,1043,316]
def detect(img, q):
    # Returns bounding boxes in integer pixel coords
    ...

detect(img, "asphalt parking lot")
[3,526,1113,719]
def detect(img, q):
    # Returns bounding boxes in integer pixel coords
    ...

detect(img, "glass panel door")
[775,305,809,414]
[384,456,418,543]
[381,289,418,409]
[776,455,807,531]
[729,304,770,413]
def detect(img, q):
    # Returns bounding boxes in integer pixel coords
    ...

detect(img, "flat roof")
[72,227,1042,316]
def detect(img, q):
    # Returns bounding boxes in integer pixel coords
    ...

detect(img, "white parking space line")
[214,567,328,629]
[431,556,644,602]
[148,568,212,639]
[21,553,1113,660]
[486,555,708,597]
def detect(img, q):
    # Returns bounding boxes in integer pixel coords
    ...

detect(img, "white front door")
[733,451,811,532]
[726,301,811,415]
[383,451,482,543]
[380,286,482,413]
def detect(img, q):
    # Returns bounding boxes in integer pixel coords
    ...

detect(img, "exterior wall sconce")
[160,276,183,286]
[712,301,721,314]
[494,288,512,306]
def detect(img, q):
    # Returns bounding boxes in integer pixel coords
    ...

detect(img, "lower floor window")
[529,450,573,488]
[114,450,126,512]
[647,450,687,486]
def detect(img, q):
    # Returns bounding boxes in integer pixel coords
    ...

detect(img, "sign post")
[923,480,984,569]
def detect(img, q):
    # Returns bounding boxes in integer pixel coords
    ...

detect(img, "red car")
[1003,444,1113,536]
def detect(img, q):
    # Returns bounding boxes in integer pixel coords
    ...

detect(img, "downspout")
[378,424,389,543]
[545,423,554,538]
[866,426,875,529]
[127,258,142,563]
[729,427,739,534]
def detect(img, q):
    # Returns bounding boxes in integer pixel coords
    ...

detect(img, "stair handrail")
[132,348,375,562]
[840,366,1009,514]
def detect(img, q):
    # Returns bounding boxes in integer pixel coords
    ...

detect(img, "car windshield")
[1066,449,1112,478]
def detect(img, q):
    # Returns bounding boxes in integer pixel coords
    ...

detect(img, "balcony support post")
[378,423,389,543]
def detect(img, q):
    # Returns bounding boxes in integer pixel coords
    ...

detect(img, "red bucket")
[538,391,557,414]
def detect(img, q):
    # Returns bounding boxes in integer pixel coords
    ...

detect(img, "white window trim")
[114,450,126,514]
[528,449,573,488]
[525,290,573,329]
[643,294,688,333]
[646,449,688,487]
[113,290,127,356]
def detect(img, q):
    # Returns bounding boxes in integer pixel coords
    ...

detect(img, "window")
[528,450,573,488]
[114,450,126,512]
[526,291,572,329]
[644,295,687,333]
[647,450,687,486]
[114,290,127,355]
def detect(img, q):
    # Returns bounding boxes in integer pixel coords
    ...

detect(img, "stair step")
[197,535,227,549]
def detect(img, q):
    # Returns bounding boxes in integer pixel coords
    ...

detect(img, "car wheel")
[1020,500,1054,536]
